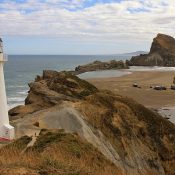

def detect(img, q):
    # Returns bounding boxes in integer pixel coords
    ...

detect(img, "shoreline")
[7,65,175,109]
[8,67,175,124]
[87,70,175,124]
[87,70,175,107]
[157,107,175,124]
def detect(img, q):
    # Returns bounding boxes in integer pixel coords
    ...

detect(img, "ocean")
[5,55,130,109]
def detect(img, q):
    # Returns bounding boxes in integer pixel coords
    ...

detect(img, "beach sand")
[88,71,175,108]
[87,71,175,123]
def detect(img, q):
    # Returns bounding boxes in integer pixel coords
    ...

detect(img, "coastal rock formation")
[7,70,175,175]
[128,33,175,66]
[9,70,98,117]
[75,60,128,74]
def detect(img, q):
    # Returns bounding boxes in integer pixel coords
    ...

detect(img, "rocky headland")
[3,70,175,175]
[128,33,175,66]
[75,60,128,74]
[74,34,175,74]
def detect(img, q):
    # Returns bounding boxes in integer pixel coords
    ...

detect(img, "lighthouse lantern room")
[0,38,14,141]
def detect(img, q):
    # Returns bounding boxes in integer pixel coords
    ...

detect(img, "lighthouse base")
[0,124,14,141]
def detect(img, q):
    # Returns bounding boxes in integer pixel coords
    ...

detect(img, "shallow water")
[158,107,175,124]
[78,69,131,79]
[129,66,175,71]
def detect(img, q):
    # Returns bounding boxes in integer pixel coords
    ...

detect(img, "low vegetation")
[0,129,121,175]
[78,91,175,174]
[8,70,175,174]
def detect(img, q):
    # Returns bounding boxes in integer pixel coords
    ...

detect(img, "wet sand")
[158,107,175,124]
[87,71,175,123]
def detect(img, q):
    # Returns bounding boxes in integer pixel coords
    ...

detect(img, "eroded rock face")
[75,60,129,74]
[128,34,175,66]
[9,70,175,175]
[9,70,98,117]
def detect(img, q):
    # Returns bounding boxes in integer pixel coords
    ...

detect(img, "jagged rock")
[9,70,98,118]
[75,60,129,74]
[128,33,175,66]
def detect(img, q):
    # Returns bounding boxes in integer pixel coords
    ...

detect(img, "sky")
[0,0,175,55]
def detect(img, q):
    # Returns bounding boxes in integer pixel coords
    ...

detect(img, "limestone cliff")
[128,34,175,66]
[7,70,175,175]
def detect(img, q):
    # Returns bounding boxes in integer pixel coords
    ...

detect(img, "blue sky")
[0,0,174,54]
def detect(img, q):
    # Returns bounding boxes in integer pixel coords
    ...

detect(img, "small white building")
[0,38,14,141]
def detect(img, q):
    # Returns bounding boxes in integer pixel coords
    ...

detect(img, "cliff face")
[128,34,175,66]
[150,34,175,55]
[7,70,175,175]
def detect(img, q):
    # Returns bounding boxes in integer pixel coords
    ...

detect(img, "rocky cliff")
[75,60,128,74]
[6,70,175,175]
[128,34,175,66]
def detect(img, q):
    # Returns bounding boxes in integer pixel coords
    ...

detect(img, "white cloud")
[0,0,175,42]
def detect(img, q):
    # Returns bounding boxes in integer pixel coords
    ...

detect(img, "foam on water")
[17,91,28,95]
[129,66,175,71]
[8,97,25,102]
[8,102,24,110]
[7,92,27,109]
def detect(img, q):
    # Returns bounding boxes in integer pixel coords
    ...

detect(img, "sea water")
[5,55,129,109]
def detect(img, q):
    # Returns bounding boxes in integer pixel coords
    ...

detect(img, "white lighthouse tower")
[0,38,14,141]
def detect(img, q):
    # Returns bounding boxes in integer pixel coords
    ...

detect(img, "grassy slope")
[7,71,175,174]
[77,90,175,174]
[0,129,122,175]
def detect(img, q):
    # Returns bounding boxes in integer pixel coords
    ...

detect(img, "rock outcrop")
[75,60,128,74]
[9,70,98,117]
[7,70,175,175]
[128,33,175,66]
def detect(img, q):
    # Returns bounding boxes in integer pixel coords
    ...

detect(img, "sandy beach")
[88,71,175,108]
[87,71,175,123]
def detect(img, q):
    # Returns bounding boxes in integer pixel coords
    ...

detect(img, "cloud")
[0,0,175,42]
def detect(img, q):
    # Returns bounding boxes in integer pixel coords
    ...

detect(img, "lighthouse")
[0,38,14,141]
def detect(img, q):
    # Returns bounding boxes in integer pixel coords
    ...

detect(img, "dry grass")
[0,130,122,175]
[76,91,175,174]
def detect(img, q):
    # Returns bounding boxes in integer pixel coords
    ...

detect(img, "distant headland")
[127,33,175,66]
[73,33,175,75]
